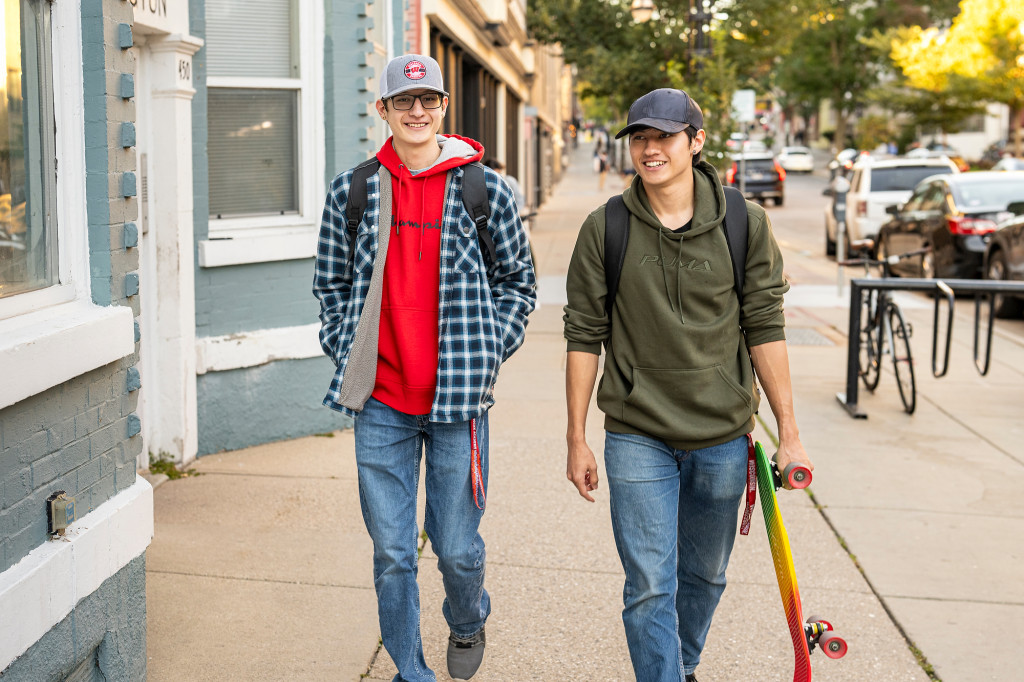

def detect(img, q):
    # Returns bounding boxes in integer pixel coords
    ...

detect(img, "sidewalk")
[146,145,1023,681]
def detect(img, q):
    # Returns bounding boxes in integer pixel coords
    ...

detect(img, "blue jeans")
[604,432,748,681]
[353,398,491,682]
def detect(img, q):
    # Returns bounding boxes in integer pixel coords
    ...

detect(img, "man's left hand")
[773,438,814,490]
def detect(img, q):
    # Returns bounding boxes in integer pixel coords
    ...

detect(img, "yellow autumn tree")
[890,0,1024,154]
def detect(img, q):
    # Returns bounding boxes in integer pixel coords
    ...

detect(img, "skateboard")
[753,440,847,681]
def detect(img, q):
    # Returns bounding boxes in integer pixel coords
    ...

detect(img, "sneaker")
[685,674,699,682]
[447,626,486,681]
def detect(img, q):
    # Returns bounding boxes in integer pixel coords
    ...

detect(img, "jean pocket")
[623,365,752,442]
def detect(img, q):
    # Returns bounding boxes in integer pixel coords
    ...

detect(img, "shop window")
[1,0,57,303]
[205,0,322,243]
[1,0,135,410]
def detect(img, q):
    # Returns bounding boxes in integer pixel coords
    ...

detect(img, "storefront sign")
[130,0,188,35]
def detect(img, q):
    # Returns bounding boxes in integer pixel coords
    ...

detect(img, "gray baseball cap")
[615,88,704,139]
[380,54,448,100]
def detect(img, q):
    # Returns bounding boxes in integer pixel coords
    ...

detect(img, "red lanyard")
[470,419,486,510]
[739,433,756,536]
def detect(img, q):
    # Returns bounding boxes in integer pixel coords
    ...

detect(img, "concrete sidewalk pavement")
[146,144,1020,681]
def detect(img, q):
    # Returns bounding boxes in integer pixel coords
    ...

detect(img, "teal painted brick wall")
[0,556,146,680]
[187,0,397,454]
[324,0,382,185]
[196,358,352,456]
[0,0,140,575]
[194,259,322,337]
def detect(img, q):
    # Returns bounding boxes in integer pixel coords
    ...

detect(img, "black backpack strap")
[722,186,748,308]
[346,158,381,240]
[461,162,498,267]
[603,194,630,318]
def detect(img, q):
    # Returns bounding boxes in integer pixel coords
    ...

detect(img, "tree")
[889,0,1024,154]
[530,0,691,116]
[774,2,883,150]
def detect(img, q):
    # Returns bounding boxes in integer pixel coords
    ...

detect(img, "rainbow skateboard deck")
[754,440,847,681]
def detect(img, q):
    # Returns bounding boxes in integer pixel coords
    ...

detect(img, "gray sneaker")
[446,626,485,681]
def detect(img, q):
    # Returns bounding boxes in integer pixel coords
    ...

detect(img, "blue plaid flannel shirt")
[313,162,537,422]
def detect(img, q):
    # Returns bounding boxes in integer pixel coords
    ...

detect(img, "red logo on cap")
[404,61,426,80]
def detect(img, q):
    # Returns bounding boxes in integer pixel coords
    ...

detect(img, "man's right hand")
[567,440,599,502]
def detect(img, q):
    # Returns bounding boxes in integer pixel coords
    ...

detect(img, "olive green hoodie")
[563,159,789,450]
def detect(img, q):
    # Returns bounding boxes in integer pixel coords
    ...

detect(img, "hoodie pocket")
[623,365,752,442]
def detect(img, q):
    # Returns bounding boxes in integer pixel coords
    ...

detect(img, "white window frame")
[0,0,135,411]
[199,0,325,267]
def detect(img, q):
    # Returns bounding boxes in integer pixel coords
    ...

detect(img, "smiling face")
[628,126,706,190]
[376,89,448,159]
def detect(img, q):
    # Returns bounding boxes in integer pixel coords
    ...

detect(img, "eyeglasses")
[390,93,443,111]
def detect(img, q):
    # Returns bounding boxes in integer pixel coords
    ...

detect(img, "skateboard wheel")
[806,616,833,631]
[784,463,812,489]
[819,632,848,659]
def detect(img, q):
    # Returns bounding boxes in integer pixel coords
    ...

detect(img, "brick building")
[1,0,151,678]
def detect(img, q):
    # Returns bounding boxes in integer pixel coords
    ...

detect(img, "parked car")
[993,157,1024,171]
[725,152,785,206]
[905,146,970,172]
[981,139,1010,167]
[876,171,1024,279]
[824,156,959,255]
[982,212,1024,318]
[777,146,814,173]
[828,148,861,177]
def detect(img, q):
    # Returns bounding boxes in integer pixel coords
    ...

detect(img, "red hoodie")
[372,135,485,415]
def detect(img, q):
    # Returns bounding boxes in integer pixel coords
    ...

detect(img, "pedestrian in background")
[483,158,526,216]
[313,54,536,682]
[598,149,609,190]
[562,88,812,682]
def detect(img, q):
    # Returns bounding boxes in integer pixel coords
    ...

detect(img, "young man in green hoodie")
[563,88,813,682]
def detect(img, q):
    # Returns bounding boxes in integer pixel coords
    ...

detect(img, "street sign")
[732,89,756,123]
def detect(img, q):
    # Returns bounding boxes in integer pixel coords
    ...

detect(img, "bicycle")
[839,243,931,414]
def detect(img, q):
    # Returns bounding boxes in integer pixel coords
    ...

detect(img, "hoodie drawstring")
[418,180,427,261]
[655,228,687,324]
[675,237,686,324]
[395,165,405,236]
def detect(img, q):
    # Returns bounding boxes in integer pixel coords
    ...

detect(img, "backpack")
[603,186,748,318]
[345,158,498,267]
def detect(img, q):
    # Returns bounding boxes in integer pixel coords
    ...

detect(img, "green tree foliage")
[529,0,690,116]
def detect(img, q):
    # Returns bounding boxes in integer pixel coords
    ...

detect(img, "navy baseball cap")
[615,88,704,139]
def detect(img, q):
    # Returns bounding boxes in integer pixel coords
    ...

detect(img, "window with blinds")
[208,89,298,218]
[206,0,300,219]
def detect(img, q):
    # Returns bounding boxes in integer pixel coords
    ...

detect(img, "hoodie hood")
[621,159,727,239]
[376,134,484,177]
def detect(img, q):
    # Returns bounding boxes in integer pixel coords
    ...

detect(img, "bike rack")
[932,281,955,378]
[837,277,1024,419]
[974,294,996,376]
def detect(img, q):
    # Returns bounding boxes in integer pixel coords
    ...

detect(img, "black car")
[725,153,785,206]
[876,171,1024,279]
[983,212,1024,318]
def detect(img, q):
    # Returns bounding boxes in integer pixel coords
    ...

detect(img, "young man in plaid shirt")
[313,54,535,681]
